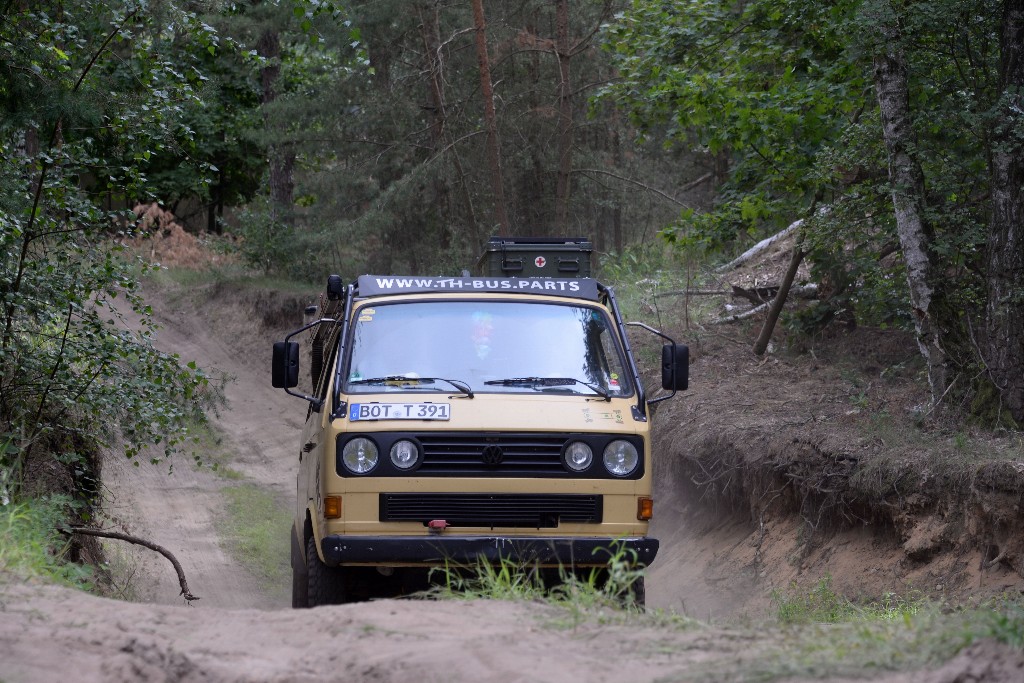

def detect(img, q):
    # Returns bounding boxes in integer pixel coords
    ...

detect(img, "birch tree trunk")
[471,0,510,236]
[872,2,953,402]
[985,0,1024,422]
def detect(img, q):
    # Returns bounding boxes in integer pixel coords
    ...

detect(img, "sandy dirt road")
[100,286,300,609]
[3,578,1023,683]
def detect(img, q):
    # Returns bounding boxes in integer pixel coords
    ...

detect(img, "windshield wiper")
[348,375,474,398]
[483,377,610,401]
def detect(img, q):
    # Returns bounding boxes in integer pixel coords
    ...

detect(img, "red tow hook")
[428,519,449,534]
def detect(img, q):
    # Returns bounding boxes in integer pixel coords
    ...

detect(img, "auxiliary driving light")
[390,439,420,470]
[563,441,593,472]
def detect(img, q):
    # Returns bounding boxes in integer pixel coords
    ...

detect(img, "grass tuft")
[771,575,924,626]
[220,484,291,596]
[0,495,93,588]
[425,541,693,632]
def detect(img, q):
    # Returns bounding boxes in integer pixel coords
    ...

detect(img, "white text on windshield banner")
[357,275,599,300]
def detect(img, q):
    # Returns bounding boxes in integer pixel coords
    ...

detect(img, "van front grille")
[416,434,567,474]
[379,493,602,528]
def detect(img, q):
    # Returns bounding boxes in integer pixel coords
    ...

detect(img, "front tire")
[629,576,646,609]
[291,529,309,608]
[306,535,347,606]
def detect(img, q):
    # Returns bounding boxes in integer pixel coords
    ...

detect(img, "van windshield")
[344,300,633,397]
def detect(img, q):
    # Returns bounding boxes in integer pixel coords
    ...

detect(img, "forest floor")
[2,227,1024,682]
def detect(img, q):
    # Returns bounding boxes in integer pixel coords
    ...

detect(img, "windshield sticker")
[472,311,494,359]
[583,407,624,424]
[358,315,373,322]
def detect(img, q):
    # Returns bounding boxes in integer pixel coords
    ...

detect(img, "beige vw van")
[272,241,688,607]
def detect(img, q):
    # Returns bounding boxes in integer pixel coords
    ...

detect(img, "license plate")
[349,403,451,421]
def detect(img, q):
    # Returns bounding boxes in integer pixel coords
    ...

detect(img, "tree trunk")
[470,0,510,236]
[418,2,452,250]
[872,3,957,404]
[985,0,1024,422]
[753,244,805,356]
[418,2,479,247]
[553,0,572,234]
[257,28,294,219]
[611,126,623,252]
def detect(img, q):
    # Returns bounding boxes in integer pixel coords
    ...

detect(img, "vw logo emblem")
[481,445,504,466]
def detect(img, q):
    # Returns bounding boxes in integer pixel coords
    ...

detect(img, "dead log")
[709,283,816,326]
[711,302,769,325]
[731,285,779,305]
[654,289,732,298]
[715,221,802,272]
[65,526,199,602]
[657,284,817,301]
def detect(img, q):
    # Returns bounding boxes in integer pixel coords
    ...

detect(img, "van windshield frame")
[340,299,635,398]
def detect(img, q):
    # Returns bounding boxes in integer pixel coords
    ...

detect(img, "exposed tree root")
[64,526,199,603]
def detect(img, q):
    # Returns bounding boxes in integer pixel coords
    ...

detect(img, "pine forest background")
[1,0,1023,503]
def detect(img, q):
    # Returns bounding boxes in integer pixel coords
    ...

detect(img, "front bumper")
[320,534,659,568]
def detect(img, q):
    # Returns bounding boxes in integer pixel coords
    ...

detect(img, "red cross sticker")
[535,256,547,268]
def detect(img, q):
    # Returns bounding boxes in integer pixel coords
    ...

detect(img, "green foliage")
[0,2,213,502]
[978,600,1024,648]
[598,243,680,285]
[139,29,265,229]
[431,557,549,602]
[714,597,1024,682]
[601,0,1004,343]
[212,0,685,277]
[601,0,866,252]
[558,541,648,611]
[771,575,924,625]
[0,495,93,587]
[430,541,647,618]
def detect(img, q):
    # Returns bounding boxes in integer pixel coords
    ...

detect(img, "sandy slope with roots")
[1,263,1023,682]
[99,285,299,609]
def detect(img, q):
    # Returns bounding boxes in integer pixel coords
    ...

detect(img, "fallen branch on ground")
[654,289,732,298]
[732,284,779,305]
[64,526,199,602]
[708,284,818,326]
[657,283,818,301]
[711,302,769,324]
[715,221,802,273]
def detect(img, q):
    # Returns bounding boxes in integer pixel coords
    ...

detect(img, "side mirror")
[272,341,300,388]
[661,344,689,391]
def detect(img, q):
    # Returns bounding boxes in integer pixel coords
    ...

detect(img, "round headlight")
[563,441,593,472]
[342,437,379,474]
[390,439,420,470]
[603,440,639,477]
